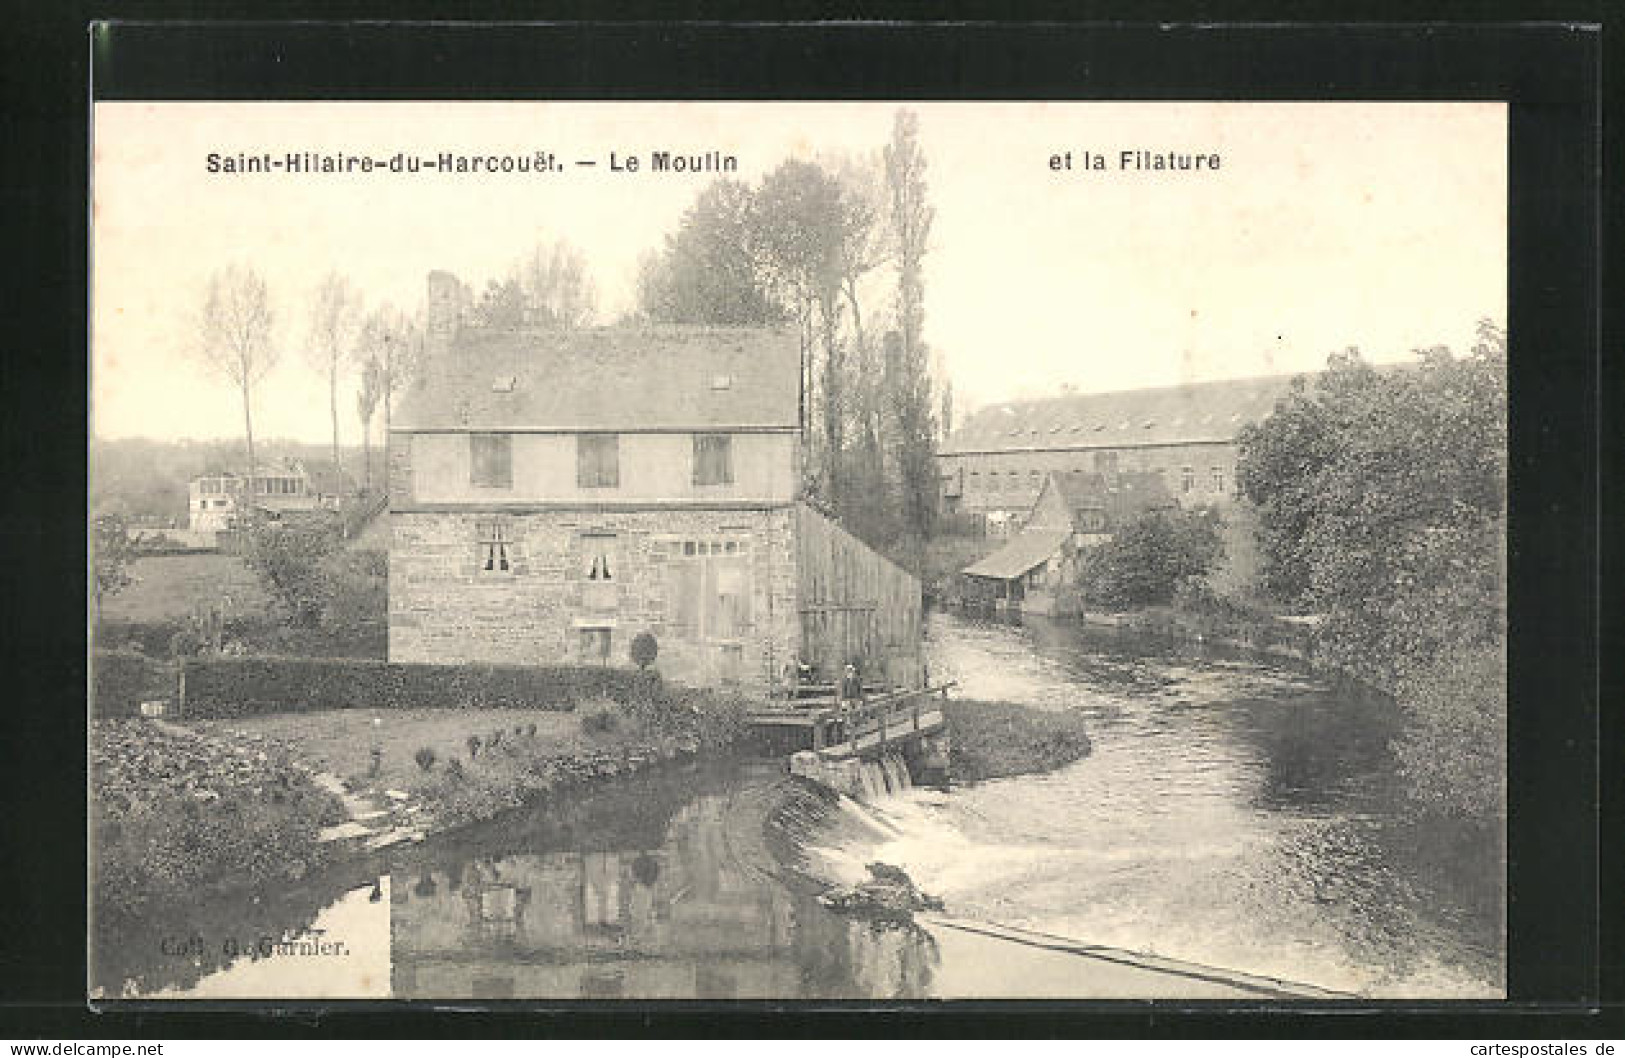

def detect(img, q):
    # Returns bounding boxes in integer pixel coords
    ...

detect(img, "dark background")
[2,8,1612,1039]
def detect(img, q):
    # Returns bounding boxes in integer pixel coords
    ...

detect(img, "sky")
[91,101,1505,443]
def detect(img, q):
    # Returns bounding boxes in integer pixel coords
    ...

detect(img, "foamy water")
[799,612,1505,999]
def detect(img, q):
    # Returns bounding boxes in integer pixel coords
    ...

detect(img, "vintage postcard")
[89,100,1506,1001]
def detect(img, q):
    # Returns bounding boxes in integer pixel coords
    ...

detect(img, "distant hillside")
[90,438,387,524]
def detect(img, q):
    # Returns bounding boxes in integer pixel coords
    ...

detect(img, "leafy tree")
[471,278,527,329]
[638,180,785,325]
[307,272,361,473]
[884,110,939,541]
[1237,328,1506,686]
[240,518,341,627]
[1236,324,1507,818]
[356,356,384,492]
[1076,508,1223,609]
[354,304,422,453]
[92,514,134,605]
[195,264,277,485]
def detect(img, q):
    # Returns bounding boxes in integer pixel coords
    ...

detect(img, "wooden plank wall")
[793,503,924,687]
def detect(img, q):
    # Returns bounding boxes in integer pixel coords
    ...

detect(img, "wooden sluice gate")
[746,682,955,764]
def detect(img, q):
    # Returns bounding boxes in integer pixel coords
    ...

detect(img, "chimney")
[426,270,464,340]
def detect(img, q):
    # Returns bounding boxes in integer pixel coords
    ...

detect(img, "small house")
[959,470,1174,615]
[187,459,357,533]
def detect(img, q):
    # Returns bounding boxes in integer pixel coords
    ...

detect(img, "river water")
[869,611,1505,998]
[97,610,1503,1000]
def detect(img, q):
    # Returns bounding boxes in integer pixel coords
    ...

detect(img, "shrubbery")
[1076,508,1223,609]
[1391,646,1506,819]
[92,651,178,718]
[92,720,345,919]
[1236,327,1507,819]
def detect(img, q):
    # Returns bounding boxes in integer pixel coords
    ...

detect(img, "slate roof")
[393,325,801,432]
[1048,470,1176,523]
[961,525,1074,581]
[940,374,1305,455]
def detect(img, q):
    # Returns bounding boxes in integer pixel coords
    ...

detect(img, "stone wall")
[942,441,1242,518]
[389,507,798,695]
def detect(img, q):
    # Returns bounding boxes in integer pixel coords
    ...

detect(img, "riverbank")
[91,720,350,921]
[940,698,1092,782]
[91,688,751,932]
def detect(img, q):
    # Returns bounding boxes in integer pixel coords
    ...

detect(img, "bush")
[239,519,342,627]
[1391,646,1506,819]
[413,746,437,772]
[92,651,177,718]
[630,631,659,670]
[580,703,621,735]
[1078,508,1223,609]
[177,656,660,718]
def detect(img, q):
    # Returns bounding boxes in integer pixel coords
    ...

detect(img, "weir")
[746,682,954,759]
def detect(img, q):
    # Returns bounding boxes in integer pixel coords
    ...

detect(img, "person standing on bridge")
[837,662,865,744]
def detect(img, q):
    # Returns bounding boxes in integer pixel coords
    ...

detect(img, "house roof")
[394,325,802,432]
[940,373,1305,455]
[961,525,1074,581]
[1046,470,1176,523]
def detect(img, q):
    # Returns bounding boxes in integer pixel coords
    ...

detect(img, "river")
[95,610,1503,1000]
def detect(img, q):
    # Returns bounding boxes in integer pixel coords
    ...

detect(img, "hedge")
[93,651,179,719]
[177,656,662,718]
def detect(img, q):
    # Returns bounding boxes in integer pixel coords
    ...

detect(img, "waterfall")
[852,753,914,802]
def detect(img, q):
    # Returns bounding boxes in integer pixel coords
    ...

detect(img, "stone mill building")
[387,271,922,695]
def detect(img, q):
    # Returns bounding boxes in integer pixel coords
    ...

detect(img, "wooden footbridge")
[746,683,954,761]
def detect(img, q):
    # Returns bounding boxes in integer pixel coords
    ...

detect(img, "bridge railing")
[811,682,956,754]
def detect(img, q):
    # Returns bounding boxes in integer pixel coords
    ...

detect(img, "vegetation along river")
[99,610,1503,1000]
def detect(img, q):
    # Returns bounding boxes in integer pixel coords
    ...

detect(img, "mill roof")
[940,373,1305,455]
[393,325,802,432]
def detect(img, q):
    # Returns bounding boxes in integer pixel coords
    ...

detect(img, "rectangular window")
[576,434,620,488]
[1211,466,1226,493]
[578,626,613,664]
[477,521,513,574]
[470,434,513,488]
[1181,466,1196,494]
[1095,451,1119,473]
[693,433,734,486]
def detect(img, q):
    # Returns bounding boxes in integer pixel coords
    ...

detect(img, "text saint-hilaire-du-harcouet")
[204,149,741,175]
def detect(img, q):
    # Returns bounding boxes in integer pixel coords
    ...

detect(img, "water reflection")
[391,762,939,999]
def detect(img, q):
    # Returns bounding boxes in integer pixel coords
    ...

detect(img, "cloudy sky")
[92,101,1505,442]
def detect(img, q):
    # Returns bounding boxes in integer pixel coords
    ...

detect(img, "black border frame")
[2,12,1611,1039]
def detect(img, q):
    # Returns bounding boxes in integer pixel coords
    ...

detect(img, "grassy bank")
[941,698,1092,783]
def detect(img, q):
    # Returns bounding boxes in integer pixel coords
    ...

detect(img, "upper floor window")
[1210,466,1226,493]
[1181,466,1196,494]
[471,434,513,488]
[693,433,734,487]
[577,434,620,489]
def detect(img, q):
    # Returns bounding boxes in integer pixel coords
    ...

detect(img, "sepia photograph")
[89,99,1507,1002]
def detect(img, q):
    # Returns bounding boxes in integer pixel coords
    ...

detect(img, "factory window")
[1181,466,1196,494]
[470,433,513,488]
[577,434,620,488]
